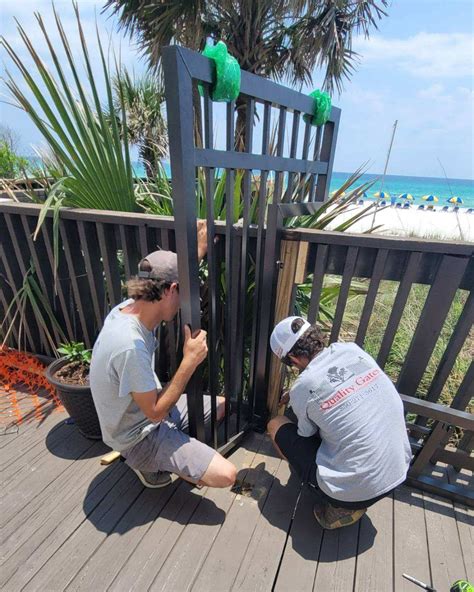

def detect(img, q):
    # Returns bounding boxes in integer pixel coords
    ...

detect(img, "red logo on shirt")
[320,369,380,411]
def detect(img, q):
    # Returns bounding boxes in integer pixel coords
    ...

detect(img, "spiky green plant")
[1,3,138,217]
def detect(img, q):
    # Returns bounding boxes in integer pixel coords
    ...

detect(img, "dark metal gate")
[162,45,340,449]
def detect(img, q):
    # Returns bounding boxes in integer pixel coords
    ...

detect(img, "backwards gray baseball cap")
[138,250,179,283]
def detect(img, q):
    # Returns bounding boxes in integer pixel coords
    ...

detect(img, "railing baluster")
[329,246,359,343]
[377,251,422,368]
[396,254,469,396]
[77,220,105,330]
[426,291,473,403]
[355,248,389,346]
[307,244,328,325]
[96,222,122,309]
[273,106,287,205]
[59,219,93,348]
[4,213,48,354]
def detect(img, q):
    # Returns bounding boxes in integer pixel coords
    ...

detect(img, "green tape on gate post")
[304,89,332,126]
[199,41,241,102]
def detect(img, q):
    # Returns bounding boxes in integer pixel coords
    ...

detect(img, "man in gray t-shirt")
[267,316,412,530]
[90,222,236,490]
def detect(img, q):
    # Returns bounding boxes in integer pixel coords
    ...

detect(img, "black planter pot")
[46,358,102,440]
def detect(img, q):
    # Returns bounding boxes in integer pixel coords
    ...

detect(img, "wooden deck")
[1,406,472,592]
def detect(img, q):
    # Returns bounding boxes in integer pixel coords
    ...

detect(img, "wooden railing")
[255,202,473,505]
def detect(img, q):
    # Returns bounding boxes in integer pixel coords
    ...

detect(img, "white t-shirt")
[289,342,412,502]
[90,299,161,451]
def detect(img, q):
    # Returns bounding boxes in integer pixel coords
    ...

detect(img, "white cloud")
[354,32,474,78]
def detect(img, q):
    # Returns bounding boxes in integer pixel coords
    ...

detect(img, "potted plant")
[46,342,102,440]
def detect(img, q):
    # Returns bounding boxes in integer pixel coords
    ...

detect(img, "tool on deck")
[402,573,436,591]
[100,450,121,465]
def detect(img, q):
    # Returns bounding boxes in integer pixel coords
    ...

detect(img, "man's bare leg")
[267,415,295,460]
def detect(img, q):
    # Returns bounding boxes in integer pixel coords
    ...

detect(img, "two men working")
[90,224,410,529]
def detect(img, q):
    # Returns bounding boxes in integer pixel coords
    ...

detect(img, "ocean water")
[23,157,473,209]
[330,172,474,210]
[133,161,473,209]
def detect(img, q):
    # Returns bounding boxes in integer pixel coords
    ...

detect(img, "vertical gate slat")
[59,219,93,348]
[40,219,75,341]
[96,222,123,309]
[377,251,422,368]
[298,118,313,201]
[314,111,340,203]
[330,246,359,343]
[234,96,255,431]
[307,244,329,325]
[396,254,469,396]
[77,220,105,329]
[308,126,322,201]
[248,102,272,414]
[273,106,287,204]
[283,110,300,202]
[355,248,389,346]
[160,227,178,378]
[222,99,237,440]
[121,225,140,280]
[4,213,47,354]
[426,290,473,403]
[203,77,218,446]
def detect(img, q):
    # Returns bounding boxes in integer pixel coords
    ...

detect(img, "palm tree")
[113,69,168,178]
[105,0,388,147]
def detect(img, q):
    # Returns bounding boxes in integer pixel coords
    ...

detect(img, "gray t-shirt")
[289,342,412,502]
[89,299,161,451]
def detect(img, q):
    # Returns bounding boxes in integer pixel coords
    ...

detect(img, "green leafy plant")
[0,140,28,179]
[57,342,92,365]
[0,264,67,354]
[1,4,138,218]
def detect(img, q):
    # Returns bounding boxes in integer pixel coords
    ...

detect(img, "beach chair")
[418,205,425,210]
[467,208,473,214]
[403,203,410,209]
[442,206,449,212]
[357,199,364,206]
[453,206,460,212]
[380,200,386,206]
[396,203,402,209]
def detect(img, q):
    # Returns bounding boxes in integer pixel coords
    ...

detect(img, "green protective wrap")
[200,41,241,102]
[304,89,332,126]
[450,581,474,592]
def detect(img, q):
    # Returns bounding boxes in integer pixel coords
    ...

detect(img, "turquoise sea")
[134,162,473,210]
[24,157,474,209]
[330,172,474,210]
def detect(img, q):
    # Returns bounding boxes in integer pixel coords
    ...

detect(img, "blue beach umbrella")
[362,192,368,198]
[422,194,439,203]
[448,196,463,204]
[399,193,414,201]
[374,191,390,199]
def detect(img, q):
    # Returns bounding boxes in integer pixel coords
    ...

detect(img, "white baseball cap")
[270,316,311,359]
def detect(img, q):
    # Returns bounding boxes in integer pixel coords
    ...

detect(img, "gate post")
[163,46,205,441]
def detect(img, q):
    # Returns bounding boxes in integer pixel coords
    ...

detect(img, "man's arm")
[132,325,208,423]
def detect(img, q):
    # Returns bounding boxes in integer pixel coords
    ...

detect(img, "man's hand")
[197,219,207,261]
[279,390,290,407]
[183,325,208,368]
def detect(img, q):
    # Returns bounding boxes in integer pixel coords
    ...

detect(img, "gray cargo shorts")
[121,394,216,482]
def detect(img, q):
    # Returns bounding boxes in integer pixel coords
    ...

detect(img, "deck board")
[1,409,471,592]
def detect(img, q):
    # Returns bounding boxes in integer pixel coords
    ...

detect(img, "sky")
[0,0,473,180]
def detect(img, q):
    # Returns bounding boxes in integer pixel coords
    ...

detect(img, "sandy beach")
[328,203,474,242]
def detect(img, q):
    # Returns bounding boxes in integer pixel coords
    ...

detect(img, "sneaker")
[132,469,172,489]
[313,502,366,530]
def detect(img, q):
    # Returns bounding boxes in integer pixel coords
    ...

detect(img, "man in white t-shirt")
[267,316,412,530]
